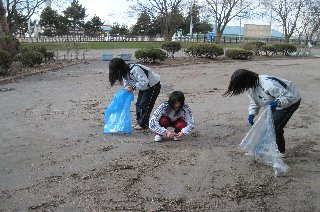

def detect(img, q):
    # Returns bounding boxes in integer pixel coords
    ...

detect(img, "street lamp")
[189,0,195,37]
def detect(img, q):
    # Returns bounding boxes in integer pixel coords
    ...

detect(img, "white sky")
[43,0,135,26]
[77,0,135,26]
[44,0,282,30]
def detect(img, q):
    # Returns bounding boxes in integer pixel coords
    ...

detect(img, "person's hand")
[127,86,133,92]
[175,132,184,138]
[248,114,255,125]
[269,100,279,111]
[166,130,175,138]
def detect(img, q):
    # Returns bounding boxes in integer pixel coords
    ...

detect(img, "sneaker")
[173,136,181,141]
[133,125,143,130]
[280,153,287,158]
[154,135,162,142]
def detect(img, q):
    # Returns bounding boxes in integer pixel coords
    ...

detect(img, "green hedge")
[261,45,276,56]
[134,48,167,63]
[161,41,182,58]
[241,41,266,56]
[272,43,297,55]
[0,50,12,75]
[0,36,20,57]
[185,43,224,58]
[20,52,43,67]
[225,49,254,60]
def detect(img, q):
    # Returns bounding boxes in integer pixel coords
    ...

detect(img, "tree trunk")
[214,31,223,44]
[0,1,9,36]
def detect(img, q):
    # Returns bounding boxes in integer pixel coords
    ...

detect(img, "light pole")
[239,0,243,42]
[189,0,195,37]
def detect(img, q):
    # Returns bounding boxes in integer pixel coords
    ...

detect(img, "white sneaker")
[133,125,143,130]
[280,153,287,158]
[154,135,162,142]
[173,136,181,141]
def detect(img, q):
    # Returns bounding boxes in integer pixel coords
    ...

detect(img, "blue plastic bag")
[104,88,134,134]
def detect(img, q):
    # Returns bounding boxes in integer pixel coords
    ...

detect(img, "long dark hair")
[223,69,259,96]
[167,91,185,111]
[109,58,130,86]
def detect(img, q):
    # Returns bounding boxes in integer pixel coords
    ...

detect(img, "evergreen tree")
[63,0,86,32]
[84,15,104,36]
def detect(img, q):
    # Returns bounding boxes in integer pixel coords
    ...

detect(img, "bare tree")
[0,1,9,36]
[4,0,47,35]
[304,0,320,42]
[262,0,307,43]
[204,0,257,44]
[128,0,186,41]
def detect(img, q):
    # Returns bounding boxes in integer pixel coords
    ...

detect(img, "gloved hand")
[248,114,255,125]
[269,100,280,111]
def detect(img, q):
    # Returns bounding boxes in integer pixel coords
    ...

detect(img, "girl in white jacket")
[109,58,161,130]
[149,91,195,142]
[224,69,301,157]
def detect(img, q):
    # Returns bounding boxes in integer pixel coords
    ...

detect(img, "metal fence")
[16,34,317,46]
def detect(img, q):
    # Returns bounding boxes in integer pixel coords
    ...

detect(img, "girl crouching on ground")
[149,91,195,142]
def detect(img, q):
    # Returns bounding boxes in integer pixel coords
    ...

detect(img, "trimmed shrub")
[0,36,20,57]
[225,49,254,60]
[21,45,54,61]
[241,41,266,56]
[261,45,276,56]
[20,52,43,67]
[134,49,167,63]
[185,43,224,58]
[272,43,297,56]
[161,41,182,58]
[0,50,12,75]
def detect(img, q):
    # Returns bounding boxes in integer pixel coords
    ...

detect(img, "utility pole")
[189,0,195,36]
[239,0,243,42]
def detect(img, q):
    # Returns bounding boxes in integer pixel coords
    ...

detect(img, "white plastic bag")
[240,107,290,177]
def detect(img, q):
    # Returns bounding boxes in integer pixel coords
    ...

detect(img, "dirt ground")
[0,53,320,211]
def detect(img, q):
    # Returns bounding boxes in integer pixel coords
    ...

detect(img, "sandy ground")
[1,53,320,211]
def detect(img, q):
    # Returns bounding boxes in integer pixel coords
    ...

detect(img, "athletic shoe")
[133,125,143,130]
[280,153,287,158]
[154,135,162,142]
[173,136,181,141]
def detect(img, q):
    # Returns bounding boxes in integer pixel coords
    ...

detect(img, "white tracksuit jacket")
[149,102,195,136]
[122,64,160,91]
[248,75,301,116]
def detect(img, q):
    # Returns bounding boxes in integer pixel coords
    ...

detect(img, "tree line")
[0,0,319,44]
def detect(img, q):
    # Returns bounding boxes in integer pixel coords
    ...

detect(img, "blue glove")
[269,100,280,111]
[248,114,255,125]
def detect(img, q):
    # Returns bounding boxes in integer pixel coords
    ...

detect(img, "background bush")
[225,49,254,60]
[135,49,167,63]
[20,52,44,67]
[21,45,54,61]
[0,50,12,75]
[241,41,266,56]
[261,45,276,56]
[0,36,20,57]
[185,43,224,58]
[161,41,181,58]
[272,43,297,55]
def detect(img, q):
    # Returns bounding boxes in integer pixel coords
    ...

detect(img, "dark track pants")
[273,99,301,153]
[136,82,161,128]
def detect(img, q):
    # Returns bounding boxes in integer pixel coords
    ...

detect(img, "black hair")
[108,58,130,86]
[223,69,259,96]
[168,91,185,110]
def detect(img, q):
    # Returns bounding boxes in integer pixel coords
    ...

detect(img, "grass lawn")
[21,41,245,51]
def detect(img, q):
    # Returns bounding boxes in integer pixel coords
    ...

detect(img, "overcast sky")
[77,0,134,26]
